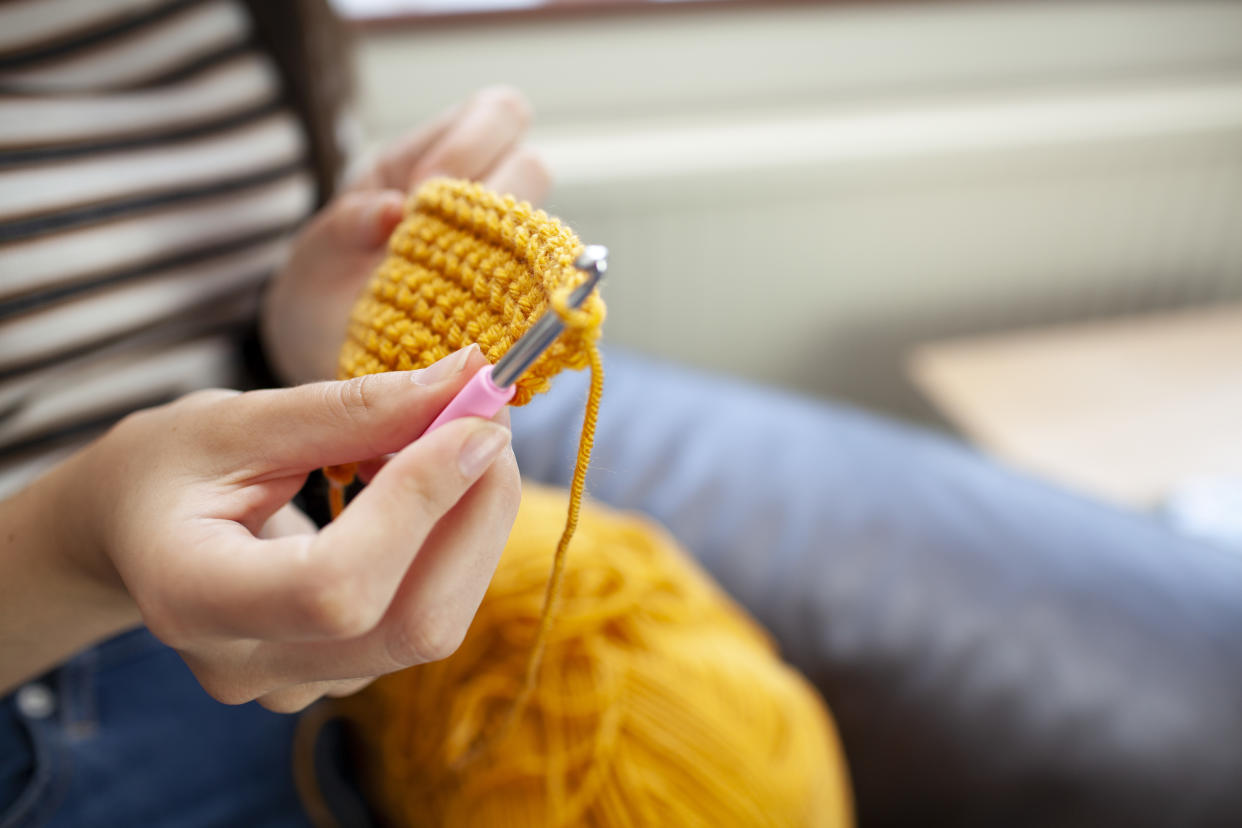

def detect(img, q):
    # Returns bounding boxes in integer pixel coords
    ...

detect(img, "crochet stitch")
[337,178,605,402]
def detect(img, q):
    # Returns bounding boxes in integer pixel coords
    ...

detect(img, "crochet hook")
[424,245,608,433]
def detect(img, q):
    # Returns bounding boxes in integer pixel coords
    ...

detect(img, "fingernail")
[357,201,384,241]
[458,423,511,477]
[411,345,477,386]
[359,193,403,245]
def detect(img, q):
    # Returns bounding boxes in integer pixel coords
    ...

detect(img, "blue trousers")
[4,351,1240,826]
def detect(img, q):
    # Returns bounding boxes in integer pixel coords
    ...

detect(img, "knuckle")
[141,608,190,651]
[327,192,370,236]
[325,678,374,698]
[476,85,533,129]
[513,148,552,198]
[515,146,550,179]
[109,387,237,443]
[176,389,243,437]
[192,670,257,707]
[333,190,371,216]
[295,565,382,639]
[107,402,168,444]
[432,145,471,176]
[107,407,150,439]
[389,610,468,665]
[388,464,455,521]
[174,388,244,458]
[135,585,199,650]
[329,374,381,429]
[258,688,321,714]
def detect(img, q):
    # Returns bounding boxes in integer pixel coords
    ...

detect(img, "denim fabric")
[0,629,310,828]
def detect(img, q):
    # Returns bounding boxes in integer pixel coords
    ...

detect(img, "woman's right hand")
[4,345,520,709]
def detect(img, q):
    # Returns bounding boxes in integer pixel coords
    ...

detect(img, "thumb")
[201,345,490,472]
[328,188,405,248]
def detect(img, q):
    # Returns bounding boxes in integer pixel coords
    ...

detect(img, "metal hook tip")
[575,245,609,278]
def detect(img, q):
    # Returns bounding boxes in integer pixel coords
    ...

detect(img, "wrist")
[0,452,140,692]
[42,445,131,595]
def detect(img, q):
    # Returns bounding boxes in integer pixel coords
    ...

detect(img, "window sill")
[335,0,837,29]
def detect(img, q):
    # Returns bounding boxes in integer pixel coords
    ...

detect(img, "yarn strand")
[526,339,603,704]
[455,337,603,769]
[323,462,356,521]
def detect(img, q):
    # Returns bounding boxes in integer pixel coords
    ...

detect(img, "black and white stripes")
[0,0,315,497]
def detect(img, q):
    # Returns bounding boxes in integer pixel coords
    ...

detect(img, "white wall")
[353,1,1242,417]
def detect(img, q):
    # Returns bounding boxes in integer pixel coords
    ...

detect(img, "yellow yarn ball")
[333,484,853,828]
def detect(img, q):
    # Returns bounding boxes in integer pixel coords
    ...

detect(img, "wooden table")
[908,303,1242,508]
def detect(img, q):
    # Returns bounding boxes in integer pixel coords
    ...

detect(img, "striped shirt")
[0,0,318,498]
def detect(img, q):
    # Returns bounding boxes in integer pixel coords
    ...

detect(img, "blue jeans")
[0,630,309,828]
[4,350,1240,826]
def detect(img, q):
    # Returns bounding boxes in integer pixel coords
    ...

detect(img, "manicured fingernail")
[411,345,477,385]
[458,423,511,477]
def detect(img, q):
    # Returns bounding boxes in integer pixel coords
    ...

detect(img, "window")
[331,0,742,24]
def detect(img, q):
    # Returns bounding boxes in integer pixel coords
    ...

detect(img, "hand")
[57,346,520,711]
[262,86,552,385]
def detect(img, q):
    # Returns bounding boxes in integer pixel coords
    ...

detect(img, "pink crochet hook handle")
[421,244,608,435]
[424,365,515,433]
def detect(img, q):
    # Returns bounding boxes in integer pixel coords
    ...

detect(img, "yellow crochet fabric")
[307,179,852,828]
[324,177,604,524]
[337,177,604,402]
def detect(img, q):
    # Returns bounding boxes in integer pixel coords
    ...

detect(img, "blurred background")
[332,0,1242,529]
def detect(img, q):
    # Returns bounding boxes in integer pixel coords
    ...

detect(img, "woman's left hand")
[262,86,552,385]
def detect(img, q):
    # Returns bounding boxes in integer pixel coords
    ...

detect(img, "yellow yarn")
[312,178,852,827]
[337,177,604,401]
[333,484,853,828]
[323,179,605,748]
